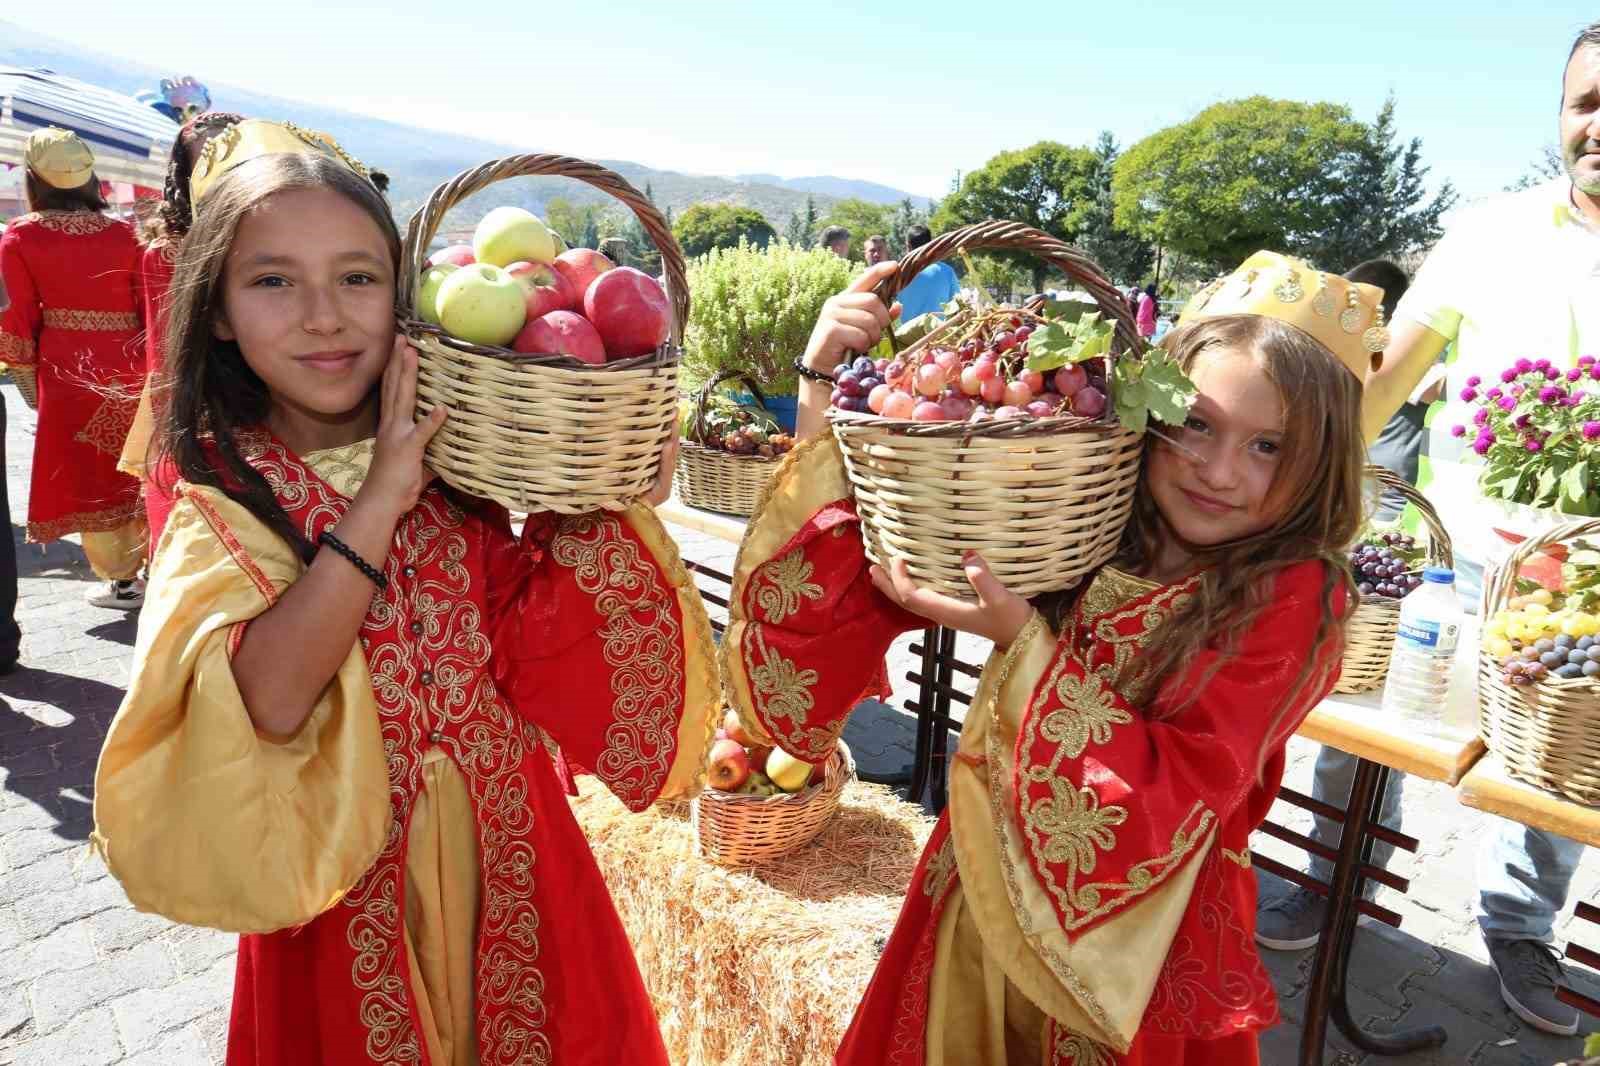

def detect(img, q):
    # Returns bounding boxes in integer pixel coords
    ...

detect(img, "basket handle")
[396,154,689,347]
[1366,464,1454,568]
[876,220,1144,361]
[691,369,772,444]
[1482,517,1600,615]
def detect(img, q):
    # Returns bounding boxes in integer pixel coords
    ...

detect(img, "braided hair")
[138,111,246,246]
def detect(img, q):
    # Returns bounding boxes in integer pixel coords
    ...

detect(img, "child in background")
[725,251,1381,1064]
[92,120,716,1065]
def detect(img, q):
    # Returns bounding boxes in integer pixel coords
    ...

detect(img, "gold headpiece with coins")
[1177,250,1390,383]
[189,118,373,204]
[24,128,96,190]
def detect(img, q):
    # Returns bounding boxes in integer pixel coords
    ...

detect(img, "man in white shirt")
[1358,22,1600,1036]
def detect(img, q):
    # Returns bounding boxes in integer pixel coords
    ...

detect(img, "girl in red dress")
[93,120,715,1065]
[723,255,1383,1064]
[0,128,146,607]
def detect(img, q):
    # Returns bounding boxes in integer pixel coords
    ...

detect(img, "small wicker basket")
[675,369,784,516]
[828,220,1144,599]
[1334,466,1454,694]
[691,742,855,866]
[1478,518,1600,805]
[397,155,687,514]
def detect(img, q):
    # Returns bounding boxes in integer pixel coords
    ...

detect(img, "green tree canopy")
[544,196,605,250]
[816,198,896,259]
[672,203,776,258]
[932,141,1100,291]
[1075,131,1155,286]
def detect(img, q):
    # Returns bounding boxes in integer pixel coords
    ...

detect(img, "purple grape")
[853,356,876,377]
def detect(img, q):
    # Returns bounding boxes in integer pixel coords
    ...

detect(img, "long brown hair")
[24,170,107,213]
[137,111,246,246]
[1109,314,1363,768]
[157,151,400,561]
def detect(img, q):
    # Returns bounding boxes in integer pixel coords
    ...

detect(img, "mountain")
[733,173,931,208]
[0,20,846,235]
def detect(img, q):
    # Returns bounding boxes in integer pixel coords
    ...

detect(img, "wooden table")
[1458,752,1600,848]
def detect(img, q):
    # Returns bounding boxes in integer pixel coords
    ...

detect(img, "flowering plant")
[1453,356,1600,514]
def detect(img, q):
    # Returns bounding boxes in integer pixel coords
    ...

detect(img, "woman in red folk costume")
[121,110,245,547]
[92,120,716,1065]
[0,128,147,607]
[723,252,1386,1064]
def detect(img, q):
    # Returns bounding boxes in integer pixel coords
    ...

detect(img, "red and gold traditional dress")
[93,433,719,1065]
[0,209,144,573]
[722,436,1347,1066]
[119,239,181,544]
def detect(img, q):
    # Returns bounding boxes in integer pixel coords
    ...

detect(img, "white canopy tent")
[0,66,175,190]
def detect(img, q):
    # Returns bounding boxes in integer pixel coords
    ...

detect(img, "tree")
[544,196,604,250]
[1075,131,1155,286]
[888,197,929,256]
[932,141,1100,291]
[672,203,776,258]
[619,182,664,274]
[817,198,896,259]
[1507,145,1564,192]
[1304,97,1456,271]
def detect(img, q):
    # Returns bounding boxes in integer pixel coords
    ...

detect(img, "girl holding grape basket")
[723,251,1387,1064]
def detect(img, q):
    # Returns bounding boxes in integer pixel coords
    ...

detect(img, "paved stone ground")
[1,373,1600,1064]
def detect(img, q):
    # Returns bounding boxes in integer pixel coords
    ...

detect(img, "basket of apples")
[828,220,1195,598]
[676,369,796,516]
[1335,466,1454,693]
[693,709,855,866]
[398,155,685,514]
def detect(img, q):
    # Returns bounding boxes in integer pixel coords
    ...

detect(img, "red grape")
[941,394,974,420]
[994,330,1017,352]
[1053,365,1087,396]
[915,364,947,397]
[1026,399,1057,418]
[1003,380,1033,408]
[1019,369,1045,394]
[959,366,984,396]
[1073,385,1107,417]
[838,370,864,397]
[868,383,893,414]
[979,377,1006,404]
[934,349,960,374]
[974,356,999,382]
[994,404,1026,419]
[884,359,908,385]
[882,390,916,419]
[912,400,947,422]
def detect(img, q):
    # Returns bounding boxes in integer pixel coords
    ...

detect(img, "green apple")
[473,207,557,267]
[436,263,526,347]
[416,263,460,326]
[765,747,815,792]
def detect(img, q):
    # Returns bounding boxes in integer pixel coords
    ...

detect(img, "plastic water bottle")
[1379,567,1464,734]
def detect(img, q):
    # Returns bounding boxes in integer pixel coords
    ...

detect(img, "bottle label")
[1397,617,1460,654]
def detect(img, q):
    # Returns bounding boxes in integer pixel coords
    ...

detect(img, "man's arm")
[1362,317,1450,444]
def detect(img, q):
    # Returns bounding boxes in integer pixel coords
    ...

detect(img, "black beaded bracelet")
[318,531,388,591]
[792,357,835,386]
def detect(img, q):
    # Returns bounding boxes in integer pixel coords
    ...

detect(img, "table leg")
[1299,760,1448,1064]
[905,627,941,805]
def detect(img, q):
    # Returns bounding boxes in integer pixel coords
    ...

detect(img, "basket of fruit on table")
[827,220,1195,599]
[693,709,854,866]
[1480,519,1600,805]
[675,369,795,516]
[1336,466,1454,694]
[398,155,684,514]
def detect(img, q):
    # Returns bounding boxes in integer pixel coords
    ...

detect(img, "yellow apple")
[436,264,526,347]
[473,207,557,267]
[765,747,815,792]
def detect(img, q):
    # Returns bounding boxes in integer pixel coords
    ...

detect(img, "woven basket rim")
[679,440,783,464]
[698,741,855,807]
[828,407,1136,440]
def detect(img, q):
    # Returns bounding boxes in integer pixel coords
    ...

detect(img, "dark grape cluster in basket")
[1349,532,1423,599]
[1501,634,1600,685]
[717,425,795,459]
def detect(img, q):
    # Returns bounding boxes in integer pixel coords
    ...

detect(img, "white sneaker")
[87,579,144,610]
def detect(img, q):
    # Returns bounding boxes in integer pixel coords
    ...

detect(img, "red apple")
[584,267,671,359]
[553,248,614,300]
[722,708,754,747]
[511,310,606,364]
[506,260,576,319]
[427,244,475,268]
[707,738,751,792]
[748,744,773,773]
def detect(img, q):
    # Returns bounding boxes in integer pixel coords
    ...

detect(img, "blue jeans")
[1308,745,1406,891]
[1477,819,1587,944]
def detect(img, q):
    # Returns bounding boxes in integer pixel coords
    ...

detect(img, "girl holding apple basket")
[90,119,717,1065]
[723,252,1383,1064]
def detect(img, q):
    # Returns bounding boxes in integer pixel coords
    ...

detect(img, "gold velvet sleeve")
[91,486,391,934]
[946,614,1214,1054]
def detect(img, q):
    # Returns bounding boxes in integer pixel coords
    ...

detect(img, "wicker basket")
[691,742,855,866]
[1478,518,1600,805]
[676,369,784,516]
[1334,465,1454,694]
[828,220,1144,599]
[397,155,687,514]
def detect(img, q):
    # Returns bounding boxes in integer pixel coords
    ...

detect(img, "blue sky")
[6,1,1590,207]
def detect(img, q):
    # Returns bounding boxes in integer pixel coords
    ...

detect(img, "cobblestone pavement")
[2,377,1599,1064]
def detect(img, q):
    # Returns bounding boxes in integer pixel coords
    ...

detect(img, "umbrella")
[0,65,175,188]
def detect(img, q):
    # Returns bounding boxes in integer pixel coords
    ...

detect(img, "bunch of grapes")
[1502,633,1600,685]
[1348,532,1423,599]
[833,317,1109,424]
[716,424,795,459]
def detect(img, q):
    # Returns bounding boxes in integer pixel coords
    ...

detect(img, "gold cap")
[189,118,372,204]
[1177,250,1389,382]
[24,128,95,190]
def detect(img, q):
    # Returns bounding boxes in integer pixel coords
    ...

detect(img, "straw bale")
[571,776,934,1065]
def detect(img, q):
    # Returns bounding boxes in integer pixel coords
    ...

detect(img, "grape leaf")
[1025,313,1113,372]
[1138,348,1198,427]
[1112,361,1150,435]
[1562,460,1590,511]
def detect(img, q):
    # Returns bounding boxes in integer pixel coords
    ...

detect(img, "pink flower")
[1452,424,1467,437]
[1536,358,1552,371]
[1546,367,1563,380]
[1512,385,1526,397]
[1516,358,1535,373]
[1582,355,1597,368]
[1590,366,1600,381]
[1527,438,1544,453]
[1500,396,1517,411]
[1540,386,1565,404]
[1488,387,1504,400]
[1585,421,1600,439]
[1461,387,1479,402]
[1515,413,1531,428]
[1473,438,1493,456]
[1569,368,1585,382]
[1476,408,1491,425]
[1466,375,1482,387]
[1501,368,1520,383]
[1567,394,1583,407]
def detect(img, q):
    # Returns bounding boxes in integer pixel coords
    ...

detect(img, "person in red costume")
[92,120,716,1065]
[724,253,1381,1064]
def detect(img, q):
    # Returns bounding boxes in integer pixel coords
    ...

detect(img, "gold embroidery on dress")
[1024,777,1127,878]
[0,329,35,365]
[1049,1023,1117,1066]
[27,500,142,542]
[921,835,958,901]
[74,395,137,457]
[1045,672,1133,758]
[755,549,823,624]
[42,309,138,332]
[1221,847,1251,869]
[745,627,840,758]
[21,210,117,235]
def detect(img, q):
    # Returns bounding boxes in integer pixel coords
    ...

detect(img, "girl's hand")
[362,335,448,517]
[870,553,1033,648]
[646,433,679,507]
[799,261,901,377]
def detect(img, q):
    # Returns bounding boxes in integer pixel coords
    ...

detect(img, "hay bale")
[572,777,934,1065]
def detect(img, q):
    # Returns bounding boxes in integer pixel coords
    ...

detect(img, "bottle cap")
[1422,566,1455,585]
